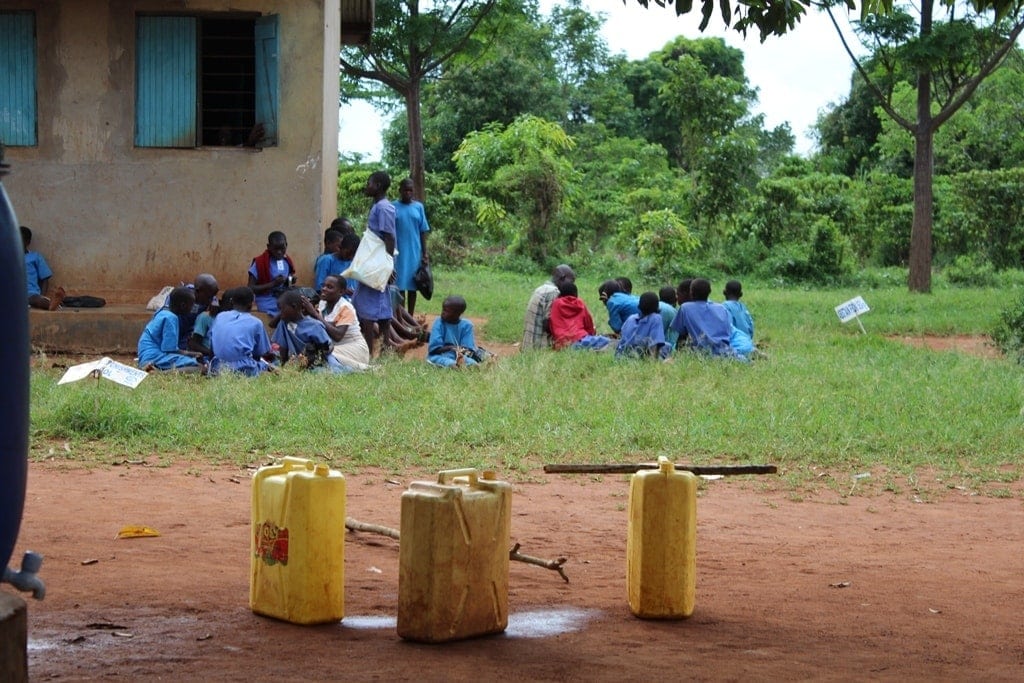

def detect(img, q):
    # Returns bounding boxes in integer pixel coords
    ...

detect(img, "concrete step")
[30,304,152,356]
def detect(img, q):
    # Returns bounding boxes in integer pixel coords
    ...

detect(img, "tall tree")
[633,0,1024,292]
[339,0,500,200]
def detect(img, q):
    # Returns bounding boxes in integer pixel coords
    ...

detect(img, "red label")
[255,520,289,566]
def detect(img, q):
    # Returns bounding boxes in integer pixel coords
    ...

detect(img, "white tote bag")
[341,230,393,292]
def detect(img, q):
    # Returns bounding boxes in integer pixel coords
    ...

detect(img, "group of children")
[543,272,758,361]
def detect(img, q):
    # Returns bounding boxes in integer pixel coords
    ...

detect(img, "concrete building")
[0,0,372,304]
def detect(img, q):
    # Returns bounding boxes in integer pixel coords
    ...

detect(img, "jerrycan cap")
[658,456,675,474]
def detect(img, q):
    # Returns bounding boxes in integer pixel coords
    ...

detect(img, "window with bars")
[135,14,278,148]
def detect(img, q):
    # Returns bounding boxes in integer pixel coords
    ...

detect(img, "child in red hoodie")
[548,282,611,351]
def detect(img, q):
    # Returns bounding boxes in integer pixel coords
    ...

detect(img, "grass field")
[28,267,1024,498]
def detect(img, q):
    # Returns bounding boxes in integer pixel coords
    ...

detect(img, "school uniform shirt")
[24,250,53,296]
[351,198,397,322]
[671,301,737,357]
[723,300,755,339]
[604,292,641,333]
[615,312,666,358]
[210,311,272,376]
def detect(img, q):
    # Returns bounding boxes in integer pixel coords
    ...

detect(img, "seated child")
[272,290,346,373]
[427,295,483,368]
[181,273,219,353]
[598,279,640,335]
[722,279,754,339]
[548,282,610,351]
[209,286,274,376]
[658,285,679,348]
[314,229,348,291]
[670,278,742,359]
[247,230,295,316]
[616,292,668,359]
[21,226,62,310]
[314,275,370,372]
[137,287,203,372]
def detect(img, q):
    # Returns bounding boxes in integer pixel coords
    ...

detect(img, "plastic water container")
[397,468,512,642]
[626,456,697,619]
[250,456,346,624]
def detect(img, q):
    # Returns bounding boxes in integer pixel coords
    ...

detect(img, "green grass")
[27,268,1024,497]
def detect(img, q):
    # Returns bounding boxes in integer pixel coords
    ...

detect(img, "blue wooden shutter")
[0,12,37,146]
[254,15,279,146]
[135,16,197,147]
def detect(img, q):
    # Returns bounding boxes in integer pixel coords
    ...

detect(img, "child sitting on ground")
[616,292,668,359]
[670,278,742,359]
[272,290,345,373]
[137,287,203,372]
[598,279,640,335]
[209,287,274,376]
[314,229,347,291]
[21,226,61,310]
[658,285,679,349]
[548,282,610,351]
[722,279,754,340]
[426,295,484,368]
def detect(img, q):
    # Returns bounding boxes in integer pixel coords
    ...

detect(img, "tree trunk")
[405,79,426,202]
[908,0,934,293]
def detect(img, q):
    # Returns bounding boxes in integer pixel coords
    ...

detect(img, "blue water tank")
[0,153,29,572]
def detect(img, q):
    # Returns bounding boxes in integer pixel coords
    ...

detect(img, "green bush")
[992,291,1024,363]
[944,254,997,287]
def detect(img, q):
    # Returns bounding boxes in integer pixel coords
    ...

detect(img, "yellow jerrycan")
[397,468,512,642]
[250,456,346,624]
[626,456,697,619]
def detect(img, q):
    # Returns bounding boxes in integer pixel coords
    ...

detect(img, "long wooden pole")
[543,463,777,476]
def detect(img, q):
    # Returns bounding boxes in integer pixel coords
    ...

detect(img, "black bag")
[60,295,106,308]
[413,263,434,300]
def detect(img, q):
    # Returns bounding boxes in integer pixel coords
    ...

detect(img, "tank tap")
[2,551,45,600]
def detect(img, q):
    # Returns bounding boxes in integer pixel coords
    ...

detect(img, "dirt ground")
[12,334,1023,681]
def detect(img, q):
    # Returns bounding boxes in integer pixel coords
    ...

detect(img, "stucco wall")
[1,0,340,302]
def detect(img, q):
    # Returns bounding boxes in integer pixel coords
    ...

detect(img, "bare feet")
[48,286,66,311]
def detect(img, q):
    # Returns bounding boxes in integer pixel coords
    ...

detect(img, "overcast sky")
[337,2,865,159]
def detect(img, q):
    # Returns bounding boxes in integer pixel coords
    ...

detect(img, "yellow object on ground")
[250,456,346,625]
[115,525,160,539]
[626,456,697,619]
[397,468,512,642]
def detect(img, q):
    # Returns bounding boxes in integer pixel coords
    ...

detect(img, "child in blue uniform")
[722,280,755,340]
[616,292,668,359]
[137,287,203,372]
[598,279,640,335]
[272,290,345,373]
[427,295,482,368]
[209,287,274,376]
[248,231,295,316]
[21,226,60,310]
[351,171,397,357]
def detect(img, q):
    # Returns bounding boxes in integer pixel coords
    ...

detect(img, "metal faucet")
[2,551,45,600]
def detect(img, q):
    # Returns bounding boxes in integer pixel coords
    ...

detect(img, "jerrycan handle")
[279,456,313,471]
[437,468,479,485]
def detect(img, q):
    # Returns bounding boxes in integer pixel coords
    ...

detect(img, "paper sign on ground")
[58,357,148,389]
[834,296,870,323]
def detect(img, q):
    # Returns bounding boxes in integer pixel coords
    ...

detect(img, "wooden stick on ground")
[509,542,569,584]
[345,517,570,583]
[543,463,778,476]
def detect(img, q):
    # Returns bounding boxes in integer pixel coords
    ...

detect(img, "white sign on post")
[834,296,870,334]
[58,357,149,389]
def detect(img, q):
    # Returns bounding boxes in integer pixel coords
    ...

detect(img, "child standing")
[351,171,397,357]
[426,295,483,368]
[616,292,668,359]
[248,231,295,316]
[548,282,610,350]
[209,287,274,376]
[137,287,203,372]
